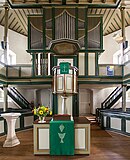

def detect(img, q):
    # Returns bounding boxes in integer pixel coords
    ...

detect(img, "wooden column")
[122,85,126,112]
[3,4,9,64]
[3,85,8,112]
[120,6,126,64]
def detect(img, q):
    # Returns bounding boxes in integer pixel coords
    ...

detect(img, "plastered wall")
[99,26,130,64]
[0,25,31,64]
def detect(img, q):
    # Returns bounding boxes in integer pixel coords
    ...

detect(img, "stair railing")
[101,87,121,109]
[7,88,31,109]
[11,88,31,106]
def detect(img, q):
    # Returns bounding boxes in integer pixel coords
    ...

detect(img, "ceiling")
[0,0,130,37]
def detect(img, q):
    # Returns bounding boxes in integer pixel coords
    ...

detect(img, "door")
[79,89,91,116]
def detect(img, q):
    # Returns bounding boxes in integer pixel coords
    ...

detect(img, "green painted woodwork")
[0,75,125,85]
[73,55,78,67]
[85,53,88,76]
[106,116,110,129]
[75,7,78,40]
[100,110,130,136]
[121,118,126,133]
[19,67,21,77]
[6,81,52,85]
[100,17,103,49]
[95,53,99,76]
[52,7,55,40]
[53,94,58,114]
[79,49,105,52]
[53,56,57,66]
[28,17,31,50]
[72,93,79,117]
[50,54,54,74]
[78,81,123,85]
[62,0,66,5]
[43,8,46,49]
[26,49,52,53]
[6,66,8,78]
[122,65,124,77]
[85,7,88,50]
[32,54,35,77]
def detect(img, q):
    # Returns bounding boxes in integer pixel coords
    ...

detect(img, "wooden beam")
[35,0,39,3]
[101,0,106,3]
[76,0,79,3]
[88,0,93,3]
[62,0,66,5]
[22,0,26,3]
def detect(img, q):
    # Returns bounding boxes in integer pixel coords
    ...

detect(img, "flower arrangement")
[33,105,52,122]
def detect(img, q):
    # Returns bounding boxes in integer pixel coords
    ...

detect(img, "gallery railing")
[0,62,125,79]
[98,64,123,77]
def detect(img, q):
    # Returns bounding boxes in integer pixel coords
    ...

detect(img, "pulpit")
[52,63,78,115]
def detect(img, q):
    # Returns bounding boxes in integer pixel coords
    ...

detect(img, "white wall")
[99,26,130,64]
[0,25,31,64]
[92,87,117,114]
[36,89,52,108]
[17,88,35,103]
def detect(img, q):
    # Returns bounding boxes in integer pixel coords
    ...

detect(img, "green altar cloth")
[50,120,74,155]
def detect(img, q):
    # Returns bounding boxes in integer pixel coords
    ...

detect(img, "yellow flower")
[39,110,43,115]
[33,108,37,115]
[32,105,52,117]
[45,108,48,112]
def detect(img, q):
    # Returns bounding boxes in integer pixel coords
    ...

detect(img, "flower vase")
[38,116,46,123]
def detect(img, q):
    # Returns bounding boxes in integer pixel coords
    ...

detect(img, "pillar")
[120,6,126,64]
[61,95,67,114]
[3,4,9,64]
[3,85,8,112]
[122,85,126,112]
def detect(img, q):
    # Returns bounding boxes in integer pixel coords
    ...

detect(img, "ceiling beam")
[101,0,106,3]
[88,0,93,3]
[62,0,66,5]
[76,0,79,3]
[35,0,39,3]
[7,0,122,9]
[22,0,26,3]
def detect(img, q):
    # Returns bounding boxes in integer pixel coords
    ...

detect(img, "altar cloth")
[50,120,74,155]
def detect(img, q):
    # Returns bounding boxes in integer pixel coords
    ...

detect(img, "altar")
[33,117,90,155]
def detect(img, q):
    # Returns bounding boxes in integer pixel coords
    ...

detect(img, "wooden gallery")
[0,0,130,159]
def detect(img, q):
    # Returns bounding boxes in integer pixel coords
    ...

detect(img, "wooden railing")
[0,62,125,79]
[98,64,123,76]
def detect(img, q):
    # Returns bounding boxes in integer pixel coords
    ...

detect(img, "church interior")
[0,0,130,159]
